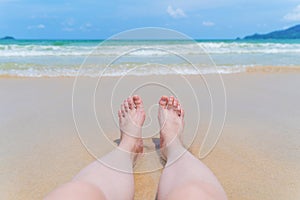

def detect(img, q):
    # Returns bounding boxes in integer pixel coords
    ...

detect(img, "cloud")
[202,21,215,26]
[166,5,186,18]
[62,18,75,27]
[27,24,45,30]
[62,18,75,32]
[283,4,300,21]
[37,24,45,29]
[80,23,92,32]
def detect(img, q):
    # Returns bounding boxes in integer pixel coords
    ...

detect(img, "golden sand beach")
[0,72,300,199]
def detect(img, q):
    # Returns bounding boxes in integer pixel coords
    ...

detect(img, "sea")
[1,39,300,77]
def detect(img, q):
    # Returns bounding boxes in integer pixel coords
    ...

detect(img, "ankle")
[163,138,185,161]
[119,137,136,152]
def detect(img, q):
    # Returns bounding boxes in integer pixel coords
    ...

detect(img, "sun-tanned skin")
[45,95,227,200]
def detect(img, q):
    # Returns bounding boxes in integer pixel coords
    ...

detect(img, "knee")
[167,181,227,200]
[45,181,106,200]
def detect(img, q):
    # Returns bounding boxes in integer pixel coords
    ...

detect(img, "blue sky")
[1,0,300,39]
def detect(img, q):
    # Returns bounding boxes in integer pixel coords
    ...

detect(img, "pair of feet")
[117,95,184,161]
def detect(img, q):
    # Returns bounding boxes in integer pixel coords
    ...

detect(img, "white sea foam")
[1,41,300,77]
[0,62,248,77]
[1,42,300,57]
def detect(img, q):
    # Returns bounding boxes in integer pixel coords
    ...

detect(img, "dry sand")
[0,73,300,199]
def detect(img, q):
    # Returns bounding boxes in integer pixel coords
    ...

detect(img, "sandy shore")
[0,73,300,199]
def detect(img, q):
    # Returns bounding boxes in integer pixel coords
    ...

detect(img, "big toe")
[133,95,143,108]
[159,96,169,108]
[127,97,134,110]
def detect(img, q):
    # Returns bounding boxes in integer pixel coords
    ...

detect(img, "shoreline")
[0,66,300,79]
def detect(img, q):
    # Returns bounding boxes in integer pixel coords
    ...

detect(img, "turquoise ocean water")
[1,39,300,77]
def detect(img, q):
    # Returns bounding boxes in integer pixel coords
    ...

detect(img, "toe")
[121,104,126,116]
[118,110,122,118]
[159,96,169,108]
[167,96,174,109]
[177,104,182,116]
[133,95,143,109]
[123,100,129,112]
[180,108,185,118]
[173,99,178,110]
[121,109,125,117]
[127,97,134,110]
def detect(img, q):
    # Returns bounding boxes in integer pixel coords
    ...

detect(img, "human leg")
[157,96,227,200]
[45,95,145,200]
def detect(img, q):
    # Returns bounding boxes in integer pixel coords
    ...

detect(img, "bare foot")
[118,95,145,161]
[158,96,185,160]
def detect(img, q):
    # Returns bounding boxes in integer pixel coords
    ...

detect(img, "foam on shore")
[0,65,299,78]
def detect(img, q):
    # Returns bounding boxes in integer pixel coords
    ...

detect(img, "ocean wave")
[201,42,300,54]
[1,42,300,57]
[1,41,300,77]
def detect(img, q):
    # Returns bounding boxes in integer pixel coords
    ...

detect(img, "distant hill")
[0,36,15,40]
[244,25,300,40]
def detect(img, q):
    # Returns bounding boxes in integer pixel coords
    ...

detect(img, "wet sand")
[0,73,300,199]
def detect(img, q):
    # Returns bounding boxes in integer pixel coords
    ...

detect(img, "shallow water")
[1,39,300,77]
